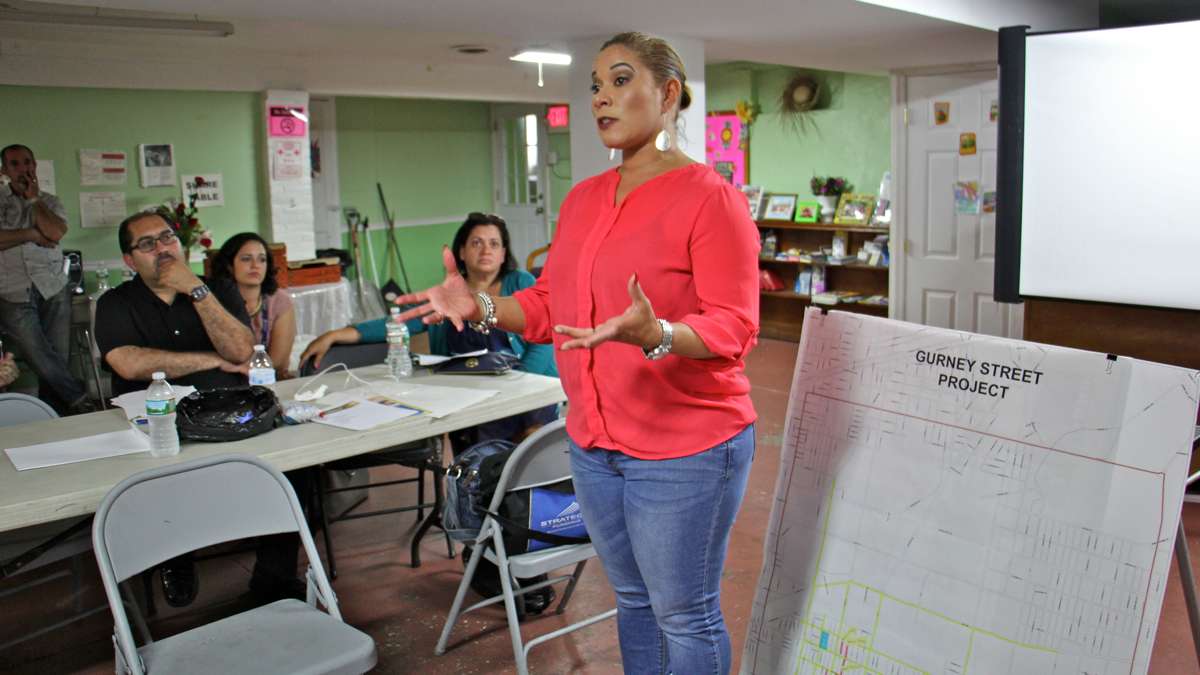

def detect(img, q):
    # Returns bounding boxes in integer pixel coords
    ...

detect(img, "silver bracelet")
[469,292,498,334]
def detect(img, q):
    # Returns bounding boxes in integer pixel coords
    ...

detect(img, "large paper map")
[744,309,1199,675]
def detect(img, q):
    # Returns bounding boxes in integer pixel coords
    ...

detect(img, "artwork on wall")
[705,112,748,188]
[138,143,176,188]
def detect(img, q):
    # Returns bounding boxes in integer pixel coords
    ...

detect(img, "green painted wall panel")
[0,85,264,271]
[334,96,494,291]
[705,63,891,200]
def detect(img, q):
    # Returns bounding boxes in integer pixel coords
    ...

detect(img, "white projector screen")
[1020,20,1200,310]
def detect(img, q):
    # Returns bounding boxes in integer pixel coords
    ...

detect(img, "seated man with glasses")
[95,211,253,396]
[95,211,307,609]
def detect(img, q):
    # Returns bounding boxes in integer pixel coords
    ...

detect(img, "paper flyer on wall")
[79,191,127,229]
[138,143,176,187]
[181,173,224,207]
[743,308,1199,675]
[36,160,56,195]
[79,149,127,186]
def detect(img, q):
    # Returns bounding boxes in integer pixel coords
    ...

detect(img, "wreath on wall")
[778,72,821,135]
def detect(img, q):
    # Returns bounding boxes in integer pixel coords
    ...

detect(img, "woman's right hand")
[300,330,349,369]
[395,246,479,330]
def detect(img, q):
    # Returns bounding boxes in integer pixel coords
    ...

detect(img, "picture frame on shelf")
[833,193,875,226]
[740,184,764,220]
[762,193,798,221]
[793,200,820,223]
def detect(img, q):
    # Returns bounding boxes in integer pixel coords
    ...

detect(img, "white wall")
[858,0,1097,31]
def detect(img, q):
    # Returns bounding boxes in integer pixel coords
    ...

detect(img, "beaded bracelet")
[469,292,498,335]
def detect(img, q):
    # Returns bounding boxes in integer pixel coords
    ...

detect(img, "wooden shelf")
[762,290,811,300]
[757,220,889,234]
[760,257,888,271]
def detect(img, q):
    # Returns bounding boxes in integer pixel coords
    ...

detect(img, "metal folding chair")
[434,419,615,674]
[92,453,376,674]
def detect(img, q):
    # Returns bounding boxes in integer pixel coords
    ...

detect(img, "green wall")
[1,85,265,275]
[334,96,494,291]
[705,63,891,200]
[2,86,566,294]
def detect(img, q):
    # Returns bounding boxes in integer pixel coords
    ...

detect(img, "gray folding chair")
[434,419,615,674]
[0,393,109,650]
[92,453,376,675]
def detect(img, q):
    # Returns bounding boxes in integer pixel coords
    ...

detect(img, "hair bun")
[680,84,693,111]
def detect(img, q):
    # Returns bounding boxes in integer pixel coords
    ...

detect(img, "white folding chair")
[92,453,376,675]
[434,419,616,674]
[0,393,110,650]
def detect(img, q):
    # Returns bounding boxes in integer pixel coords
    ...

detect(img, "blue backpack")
[443,438,589,553]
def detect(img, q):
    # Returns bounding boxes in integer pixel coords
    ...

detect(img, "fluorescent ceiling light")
[510,50,572,66]
[0,5,234,37]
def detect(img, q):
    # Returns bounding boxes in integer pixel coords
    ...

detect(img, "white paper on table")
[79,149,127,186]
[416,349,487,367]
[367,381,498,419]
[79,191,127,229]
[5,428,150,471]
[313,394,420,431]
[111,386,197,425]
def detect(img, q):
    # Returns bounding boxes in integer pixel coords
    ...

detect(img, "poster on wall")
[272,141,305,181]
[138,144,176,188]
[79,149,127,186]
[79,191,126,228]
[36,160,56,195]
[268,105,308,137]
[181,173,224,208]
[705,112,748,188]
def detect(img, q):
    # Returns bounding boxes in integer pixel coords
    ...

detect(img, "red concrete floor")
[2,337,1200,674]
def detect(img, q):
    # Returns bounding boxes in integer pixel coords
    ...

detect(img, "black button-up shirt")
[95,275,251,397]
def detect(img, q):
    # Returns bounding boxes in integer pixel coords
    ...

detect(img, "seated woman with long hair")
[301,212,557,443]
[209,232,296,379]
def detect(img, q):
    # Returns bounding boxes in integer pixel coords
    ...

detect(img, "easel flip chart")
[745,308,1200,675]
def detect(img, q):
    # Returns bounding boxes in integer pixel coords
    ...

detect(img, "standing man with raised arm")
[95,211,254,396]
[0,144,93,414]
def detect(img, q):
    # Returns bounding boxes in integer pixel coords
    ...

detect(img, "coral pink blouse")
[515,163,760,460]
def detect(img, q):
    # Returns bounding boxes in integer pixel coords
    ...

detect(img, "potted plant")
[811,176,852,224]
[155,193,213,264]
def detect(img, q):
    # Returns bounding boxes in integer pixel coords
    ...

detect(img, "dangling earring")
[654,129,671,152]
[609,147,617,161]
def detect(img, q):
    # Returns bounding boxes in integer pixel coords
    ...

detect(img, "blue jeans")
[0,284,86,408]
[569,424,755,675]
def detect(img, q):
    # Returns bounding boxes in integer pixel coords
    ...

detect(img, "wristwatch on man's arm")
[189,284,211,303]
[643,318,674,360]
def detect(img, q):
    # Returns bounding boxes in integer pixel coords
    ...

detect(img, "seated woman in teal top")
[300,213,558,440]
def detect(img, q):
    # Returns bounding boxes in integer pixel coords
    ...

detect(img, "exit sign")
[546,105,569,128]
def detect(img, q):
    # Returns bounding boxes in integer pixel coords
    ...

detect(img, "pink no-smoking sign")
[268,105,307,137]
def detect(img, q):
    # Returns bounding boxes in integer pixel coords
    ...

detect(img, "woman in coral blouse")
[397,32,759,674]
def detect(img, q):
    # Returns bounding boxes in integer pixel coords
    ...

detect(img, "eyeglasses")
[129,230,178,253]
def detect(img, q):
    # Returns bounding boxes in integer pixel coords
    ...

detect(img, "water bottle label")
[249,368,276,386]
[146,398,174,415]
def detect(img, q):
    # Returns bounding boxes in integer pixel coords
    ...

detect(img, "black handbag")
[433,351,520,375]
[443,437,589,554]
[175,386,282,442]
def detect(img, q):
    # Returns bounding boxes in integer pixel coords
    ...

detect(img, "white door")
[894,69,1023,338]
[309,97,342,250]
[491,104,551,269]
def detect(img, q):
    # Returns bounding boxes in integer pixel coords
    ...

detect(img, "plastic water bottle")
[385,307,413,378]
[248,344,276,388]
[146,372,179,458]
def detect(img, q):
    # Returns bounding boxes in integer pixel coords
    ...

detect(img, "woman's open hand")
[394,247,478,330]
[554,273,662,351]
